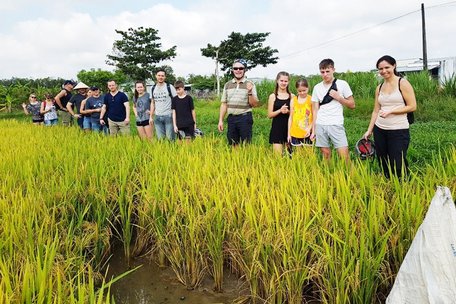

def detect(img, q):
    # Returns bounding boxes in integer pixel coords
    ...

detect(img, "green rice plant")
[405,71,440,103]
[255,78,276,105]
[0,118,455,303]
[442,73,456,98]
[338,71,378,100]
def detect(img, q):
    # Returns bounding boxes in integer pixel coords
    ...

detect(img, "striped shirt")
[221,78,257,115]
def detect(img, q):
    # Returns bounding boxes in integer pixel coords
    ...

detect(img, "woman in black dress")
[268,71,294,155]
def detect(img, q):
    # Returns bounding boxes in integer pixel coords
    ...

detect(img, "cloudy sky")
[1,0,455,81]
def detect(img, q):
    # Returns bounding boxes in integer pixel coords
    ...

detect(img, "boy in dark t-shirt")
[171,81,196,142]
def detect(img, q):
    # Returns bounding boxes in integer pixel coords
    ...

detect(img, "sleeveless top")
[43,101,58,121]
[290,95,312,138]
[375,85,409,130]
[269,95,290,144]
[59,89,72,109]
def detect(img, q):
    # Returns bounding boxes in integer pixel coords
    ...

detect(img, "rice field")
[1,115,455,303]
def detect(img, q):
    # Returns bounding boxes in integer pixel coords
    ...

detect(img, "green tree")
[201,32,279,74]
[77,69,127,92]
[106,27,176,81]
[186,74,216,90]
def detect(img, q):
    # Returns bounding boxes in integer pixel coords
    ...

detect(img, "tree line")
[0,27,278,109]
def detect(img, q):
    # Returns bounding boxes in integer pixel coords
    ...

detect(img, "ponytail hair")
[274,71,291,96]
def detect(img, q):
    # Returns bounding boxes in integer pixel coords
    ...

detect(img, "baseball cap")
[63,80,75,86]
[90,86,99,91]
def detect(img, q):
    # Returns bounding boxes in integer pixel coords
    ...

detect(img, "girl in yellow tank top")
[288,79,313,146]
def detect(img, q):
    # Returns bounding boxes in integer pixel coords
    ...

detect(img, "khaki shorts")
[108,118,130,136]
[59,110,73,126]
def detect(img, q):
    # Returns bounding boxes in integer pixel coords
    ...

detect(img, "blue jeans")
[90,118,102,132]
[154,114,175,140]
[83,116,92,130]
[44,118,58,126]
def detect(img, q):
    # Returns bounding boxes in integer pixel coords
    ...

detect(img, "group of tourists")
[216,56,416,178]
[22,55,416,178]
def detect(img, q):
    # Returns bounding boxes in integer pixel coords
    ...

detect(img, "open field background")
[1,71,455,303]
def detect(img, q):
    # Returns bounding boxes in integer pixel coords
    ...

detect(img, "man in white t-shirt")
[150,69,177,140]
[311,59,355,161]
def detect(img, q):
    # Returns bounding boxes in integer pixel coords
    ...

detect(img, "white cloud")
[0,0,455,81]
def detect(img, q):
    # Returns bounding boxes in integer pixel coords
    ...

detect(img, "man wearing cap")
[100,80,130,136]
[67,82,89,129]
[80,86,105,133]
[54,80,74,126]
[218,59,259,146]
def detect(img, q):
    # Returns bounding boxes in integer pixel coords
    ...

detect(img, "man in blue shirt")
[100,80,130,135]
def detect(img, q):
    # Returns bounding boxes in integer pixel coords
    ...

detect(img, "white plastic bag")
[386,186,456,304]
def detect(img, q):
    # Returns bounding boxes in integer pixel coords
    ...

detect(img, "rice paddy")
[1,114,455,303]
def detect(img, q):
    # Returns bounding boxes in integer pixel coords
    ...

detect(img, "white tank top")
[375,86,409,130]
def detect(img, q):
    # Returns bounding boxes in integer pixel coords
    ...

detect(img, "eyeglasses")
[232,67,245,71]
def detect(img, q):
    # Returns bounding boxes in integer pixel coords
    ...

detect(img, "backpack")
[151,83,173,99]
[379,78,414,124]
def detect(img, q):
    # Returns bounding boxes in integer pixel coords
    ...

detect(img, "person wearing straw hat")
[67,81,90,129]
[54,80,74,126]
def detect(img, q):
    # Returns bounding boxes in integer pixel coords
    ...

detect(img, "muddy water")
[107,250,246,304]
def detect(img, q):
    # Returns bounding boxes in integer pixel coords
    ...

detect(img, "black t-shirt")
[68,93,86,114]
[171,95,194,128]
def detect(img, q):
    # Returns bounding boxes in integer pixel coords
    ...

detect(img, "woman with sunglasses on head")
[363,55,417,178]
[40,93,58,126]
[22,94,44,125]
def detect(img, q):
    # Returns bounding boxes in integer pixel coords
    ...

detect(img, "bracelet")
[248,93,253,96]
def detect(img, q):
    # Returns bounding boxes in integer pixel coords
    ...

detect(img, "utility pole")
[421,3,428,71]
[215,49,220,97]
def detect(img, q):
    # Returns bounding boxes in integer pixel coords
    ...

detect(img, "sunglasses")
[232,67,245,71]
[30,96,37,98]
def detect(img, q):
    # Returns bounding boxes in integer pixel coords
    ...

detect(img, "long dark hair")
[376,55,399,76]
[134,81,146,103]
[274,71,291,96]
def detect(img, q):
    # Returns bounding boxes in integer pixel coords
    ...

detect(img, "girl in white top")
[40,93,58,126]
[363,55,417,178]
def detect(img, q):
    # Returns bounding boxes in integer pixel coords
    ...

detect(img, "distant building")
[396,57,456,84]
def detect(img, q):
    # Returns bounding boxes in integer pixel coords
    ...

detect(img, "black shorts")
[136,120,149,127]
[290,136,313,147]
[178,125,195,139]
[32,118,44,123]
